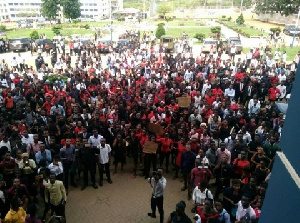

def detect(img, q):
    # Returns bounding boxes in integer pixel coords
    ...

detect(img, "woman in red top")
[174,138,186,179]
[156,133,173,173]
[196,198,219,223]
[233,151,250,179]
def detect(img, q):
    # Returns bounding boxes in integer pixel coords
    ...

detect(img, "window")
[14,3,18,5]
[8,3,13,6]
[11,14,15,17]
[85,9,88,11]
[81,9,84,11]
[89,3,92,6]
[93,3,97,6]
[94,9,98,11]
[20,3,24,6]
[10,8,14,11]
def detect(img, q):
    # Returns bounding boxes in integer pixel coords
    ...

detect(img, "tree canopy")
[62,0,82,20]
[41,0,82,21]
[255,0,300,16]
[157,2,172,19]
[41,0,59,20]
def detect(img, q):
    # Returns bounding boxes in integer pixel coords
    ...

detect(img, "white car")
[201,39,217,53]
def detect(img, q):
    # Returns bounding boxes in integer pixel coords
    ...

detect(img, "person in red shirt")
[156,133,173,173]
[232,151,250,179]
[174,138,186,179]
[268,85,281,101]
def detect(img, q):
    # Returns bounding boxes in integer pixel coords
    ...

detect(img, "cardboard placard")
[149,123,164,135]
[178,97,191,107]
[143,141,158,154]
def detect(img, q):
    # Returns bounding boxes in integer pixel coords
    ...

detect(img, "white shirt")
[224,88,235,98]
[0,190,5,203]
[148,176,167,198]
[88,134,103,147]
[0,140,11,151]
[21,134,34,145]
[48,162,64,176]
[236,201,256,221]
[97,144,111,164]
[192,187,213,204]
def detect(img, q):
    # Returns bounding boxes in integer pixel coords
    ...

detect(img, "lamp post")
[240,0,243,14]
[110,0,112,41]
[291,6,300,48]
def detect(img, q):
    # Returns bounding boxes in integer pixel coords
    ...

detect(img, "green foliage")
[158,23,165,27]
[194,33,205,42]
[46,74,68,84]
[62,0,82,20]
[222,15,226,18]
[72,19,79,24]
[117,18,125,22]
[211,26,221,34]
[41,0,59,20]
[30,30,39,39]
[0,25,6,32]
[236,13,245,25]
[156,24,166,38]
[157,2,172,19]
[52,26,62,35]
[270,27,281,33]
[255,0,298,16]
[228,16,232,21]
[84,24,90,29]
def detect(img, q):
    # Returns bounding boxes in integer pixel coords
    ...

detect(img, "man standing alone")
[148,169,166,223]
[97,138,113,187]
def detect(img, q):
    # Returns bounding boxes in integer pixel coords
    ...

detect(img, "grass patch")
[165,27,212,39]
[220,20,267,37]
[5,28,96,39]
[243,46,298,62]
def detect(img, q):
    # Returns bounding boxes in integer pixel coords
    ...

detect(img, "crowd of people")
[0,27,297,223]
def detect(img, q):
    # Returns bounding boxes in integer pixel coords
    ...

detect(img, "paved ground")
[65,160,197,223]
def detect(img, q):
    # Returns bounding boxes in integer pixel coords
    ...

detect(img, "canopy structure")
[260,67,300,222]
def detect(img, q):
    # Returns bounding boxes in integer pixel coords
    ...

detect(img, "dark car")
[99,40,112,53]
[9,37,31,52]
[115,39,128,53]
[35,39,54,51]
[283,25,300,36]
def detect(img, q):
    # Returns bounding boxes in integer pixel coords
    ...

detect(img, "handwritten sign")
[178,97,191,107]
[149,123,164,135]
[143,141,158,154]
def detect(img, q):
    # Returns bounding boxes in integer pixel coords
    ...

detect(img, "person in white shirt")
[97,138,113,187]
[48,155,64,181]
[277,81,286,100]
[192,180,213,207]
[21,130,34,146]
[88,129,103,147]
[0,135,11,151]
[224,84,235,101]
[235,195,256,222]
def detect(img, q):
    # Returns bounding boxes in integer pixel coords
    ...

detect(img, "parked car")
[9,37,31,52]
[115,39,128,53]
[99,40,112,53]
[223,37,243,54]
[35,39,54,51]
[201,38,217,53]
[160,35,174,53]
[283,25,300,36]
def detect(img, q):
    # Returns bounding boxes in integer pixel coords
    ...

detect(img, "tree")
[62,0,82,20]
[236,13,245,25]
[255,0,300,16]
[41,0,59,20]
[30,30,39,39]
[157,3,172,20]
[155,23,166,38]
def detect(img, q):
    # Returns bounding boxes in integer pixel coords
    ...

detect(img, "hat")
[22,153,29,158]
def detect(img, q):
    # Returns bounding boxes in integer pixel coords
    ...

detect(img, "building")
[0,0,123,22]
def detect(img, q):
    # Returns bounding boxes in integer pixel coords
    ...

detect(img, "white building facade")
[0,0,123,22]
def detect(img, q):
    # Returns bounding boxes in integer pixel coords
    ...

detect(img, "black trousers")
[51,202,65,218]
[159,152,170,171]
[98,163,111,182]
[144,153,157,178]
[83,164,96,186]
[62,163,75,190]
[151,195,164,223]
